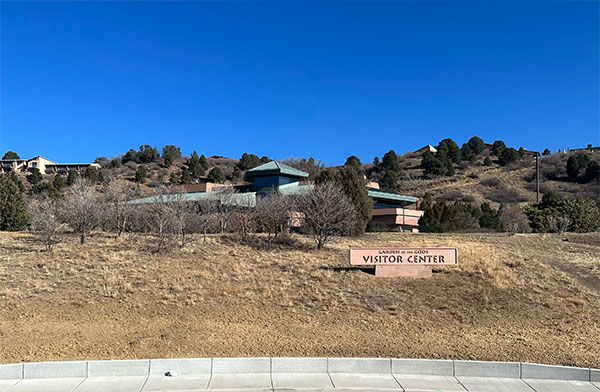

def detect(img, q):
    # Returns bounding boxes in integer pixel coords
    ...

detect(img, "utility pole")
[536,152,540,203]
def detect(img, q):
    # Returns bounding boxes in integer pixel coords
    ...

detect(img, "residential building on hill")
[0,156,99,174]
[130,160,423,232]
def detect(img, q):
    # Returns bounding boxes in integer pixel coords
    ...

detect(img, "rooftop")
[367,187,419,203]
[245,161,309,179]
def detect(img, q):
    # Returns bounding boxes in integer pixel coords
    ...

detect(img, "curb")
[0,358,598,382]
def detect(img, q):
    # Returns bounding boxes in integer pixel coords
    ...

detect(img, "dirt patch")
[0,231,599,367]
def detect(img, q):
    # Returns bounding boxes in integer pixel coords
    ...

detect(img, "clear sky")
[1,1,598,165]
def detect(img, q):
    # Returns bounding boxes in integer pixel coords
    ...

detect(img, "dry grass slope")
[0,231,599,367]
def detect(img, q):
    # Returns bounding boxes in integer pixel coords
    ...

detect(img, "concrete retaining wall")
[0,358,598,382]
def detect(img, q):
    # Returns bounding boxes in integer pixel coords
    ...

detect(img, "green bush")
[523,192,600,233]
[0,174,30,231]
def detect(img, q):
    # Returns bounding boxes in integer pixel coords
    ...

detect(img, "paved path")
[0,358,598,392]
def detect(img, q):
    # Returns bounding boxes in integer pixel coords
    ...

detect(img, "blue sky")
[1,1,598,165]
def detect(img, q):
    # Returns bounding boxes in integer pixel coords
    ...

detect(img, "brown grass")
[0,231,599,367]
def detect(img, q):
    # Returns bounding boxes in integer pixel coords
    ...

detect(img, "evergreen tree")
[179,168,192,184]
[483,156,493,166]
[2,151,20,160]
[542,148,551,156]
[422,152,450,177]
[437,138,462,163]
[232,167,243,181]
[381,150,400,172]
[169,172,180,185]
[26,168,43,185]
[344,155,362,172]
[460,144,476,162]
[31,182,54,195]
[207,167,225,183]
[121,148,139,164]
[163,154,174,168]
[199,154,209,171]
[137,145,159,163]
[338,166,372,234]
[524,192,600,233]
[7,172,25,192]
[162,145,182,159]
[109,158,122,168]
[467,136,486,155]
[479,202,501,231]
[84,166,99,183]
[66,170,79,186]
[373,156,380,165]
[566,154,591,180]
[135,165,147,183]
[94,157,109,167]
[259,156,270,164]
[0,174,30,231]
[498,147,521,166]
[186,151,205,179]
[53,174,66,190]
[418,198,481,232]
[238,153,260,170]
[584,161,600,182]
[379,170,398,191]
[491,140,507,156]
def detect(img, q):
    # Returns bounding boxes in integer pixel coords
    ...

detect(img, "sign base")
[375,265,433,278]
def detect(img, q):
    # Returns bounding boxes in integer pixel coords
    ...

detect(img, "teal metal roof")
[367,187,419,203]
[277,183,314,195]
[127,191,256,207]
[245,161,309,179]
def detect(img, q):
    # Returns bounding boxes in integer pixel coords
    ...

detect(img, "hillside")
[10,143,600,215]
[1,231,599,367]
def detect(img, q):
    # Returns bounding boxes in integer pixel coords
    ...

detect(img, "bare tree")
[212,187,238,233]
[196,196,219,242]
[500,205,530,234]
[255,193,291,245]
[101,180,137,236]
[294,182,357,249]
[60,178,99,244]
[29,196,64,251]
[169,190,196,247]
[141,188,177,251]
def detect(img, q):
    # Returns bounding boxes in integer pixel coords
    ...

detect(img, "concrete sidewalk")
[0,358,599,391]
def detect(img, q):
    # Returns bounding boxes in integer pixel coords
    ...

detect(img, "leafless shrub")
[480,177,501,187]
[500,205,530,234]
[101,180,137,237]
[280,156,325,177]
[484,184,529,204]
[140,188,177,252]
[229,210,256,242]
[294,182,357,249]
[196,197,220,242]
[547,215,571,234]
[438,190,465,201]
[29,197,64,251]
[397,172,425,191]
[540,153,567,180]
[255,193,292,245]
[60,178,100,244]
[212,187,239,233]
[169,191,196,247]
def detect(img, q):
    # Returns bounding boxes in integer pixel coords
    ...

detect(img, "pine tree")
[467,136,486,155]
[483,156,493,166]
[338,166,372,234]
[0,174,30,231]
[135,165,147,183]
[84,166,99,183]
[208,167,225,183]
[53,174,66,190]
[344,155,362,172]
[67,170,79,186]
[2,151,20,160]
[381,150,400,172]
[437,138,462,163]
[169,172,180,185]
[380,170,398,191]
[26,168,43,185]
[238,153,260,170]
[179,168,192,184]
[199,154,209,171]
[186,151,205,179]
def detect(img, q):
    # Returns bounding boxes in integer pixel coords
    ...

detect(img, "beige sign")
[350,247,457,266]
